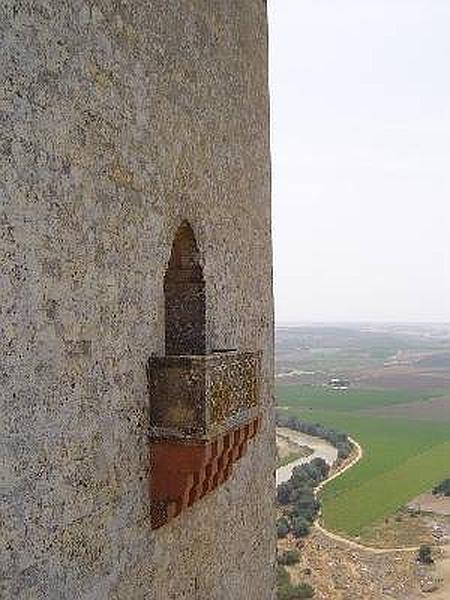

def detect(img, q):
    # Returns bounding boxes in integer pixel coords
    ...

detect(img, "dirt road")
[315,437,420,554]
[276,430,418,553]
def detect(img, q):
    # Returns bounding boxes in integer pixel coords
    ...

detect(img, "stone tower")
[1,2,274,599]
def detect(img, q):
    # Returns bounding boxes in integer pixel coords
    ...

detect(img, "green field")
[277,384,450,412]
[277,384,450,536]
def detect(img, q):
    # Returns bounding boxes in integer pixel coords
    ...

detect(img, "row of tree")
[277,456,330,539]
[276,413,352,460]
[276,412,353,540]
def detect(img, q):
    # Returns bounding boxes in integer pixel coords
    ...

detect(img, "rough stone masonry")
[0,1,275,599]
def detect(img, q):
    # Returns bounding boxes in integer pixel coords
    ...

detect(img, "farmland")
[276,323,450,539]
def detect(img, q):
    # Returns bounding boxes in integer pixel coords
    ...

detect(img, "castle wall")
[0,1,274,598]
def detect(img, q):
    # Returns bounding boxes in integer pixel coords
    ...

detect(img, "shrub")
[276,564,291,587]
[289,583,315,599]
[278,578,315,600]
[417,545,433,565]
[276,565,293,600]
[433,479,450,496]
[277,549,300,566]
[277,517,291,538]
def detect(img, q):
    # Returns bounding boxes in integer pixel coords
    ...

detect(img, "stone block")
[147,350,261,440]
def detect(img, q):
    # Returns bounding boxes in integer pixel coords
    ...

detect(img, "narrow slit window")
[164,222,206,355]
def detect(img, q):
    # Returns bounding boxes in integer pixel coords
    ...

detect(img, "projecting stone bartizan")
[148,350,262,528]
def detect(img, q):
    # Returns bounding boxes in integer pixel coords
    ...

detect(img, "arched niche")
[164,221,206,355]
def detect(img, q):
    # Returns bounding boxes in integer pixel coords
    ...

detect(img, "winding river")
[276,426,338,486]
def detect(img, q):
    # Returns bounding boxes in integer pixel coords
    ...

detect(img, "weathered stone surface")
[148,350,261,440]
[1,1,274,599]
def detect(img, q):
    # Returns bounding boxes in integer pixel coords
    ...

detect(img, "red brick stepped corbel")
[150,416,261,529]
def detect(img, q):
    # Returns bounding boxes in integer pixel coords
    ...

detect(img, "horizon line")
[275,320,450,326]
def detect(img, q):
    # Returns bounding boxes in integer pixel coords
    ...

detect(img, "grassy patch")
[277,385,450,537]
[276,384,450,412]
[322,438,450,535]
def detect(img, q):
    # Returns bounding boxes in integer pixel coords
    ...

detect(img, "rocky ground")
[408,493,450,517]
[357,509,450,549]
[279,529,444,600]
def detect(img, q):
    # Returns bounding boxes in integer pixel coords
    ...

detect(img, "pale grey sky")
[268,0,450,323]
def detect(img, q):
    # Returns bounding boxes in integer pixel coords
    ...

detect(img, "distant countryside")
[275,323,450,544]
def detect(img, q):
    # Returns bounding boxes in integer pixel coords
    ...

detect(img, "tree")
[277,482,293,505]
[417,545,433,565]
[291,516,310,538]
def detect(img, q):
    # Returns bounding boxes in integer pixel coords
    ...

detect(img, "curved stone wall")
[0,1,274,598]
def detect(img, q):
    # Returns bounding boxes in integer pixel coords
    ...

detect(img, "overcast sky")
[268,0,450,323]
